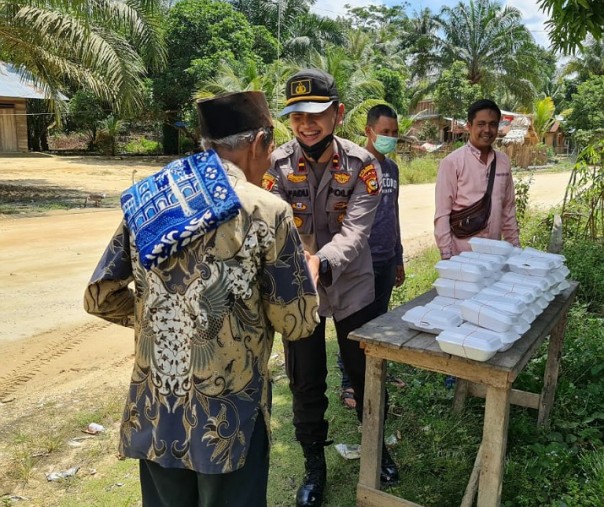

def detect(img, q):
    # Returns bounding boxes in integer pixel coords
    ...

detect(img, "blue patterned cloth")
[121,150,241,270]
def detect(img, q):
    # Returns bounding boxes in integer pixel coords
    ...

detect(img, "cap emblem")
[291,79,311,97]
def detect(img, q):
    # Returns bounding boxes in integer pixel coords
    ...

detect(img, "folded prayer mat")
[120,149,241,270]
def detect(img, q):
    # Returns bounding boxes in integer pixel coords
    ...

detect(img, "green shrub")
[399,156,440,185]
[180,136,197,154]
[518,207,557,251]
[563,238,604,314]
[123,137,161,155]
[390,246,440,308]
[514,171,534,222]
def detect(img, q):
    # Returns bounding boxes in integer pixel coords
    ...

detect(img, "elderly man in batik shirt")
[84,91,319,507]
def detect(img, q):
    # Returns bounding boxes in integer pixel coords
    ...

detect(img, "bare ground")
[0,153,571,502]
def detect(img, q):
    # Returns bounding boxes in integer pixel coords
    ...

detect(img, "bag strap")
[486,155,496,196]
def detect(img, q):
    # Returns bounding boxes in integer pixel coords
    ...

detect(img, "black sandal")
[340,388,356,409]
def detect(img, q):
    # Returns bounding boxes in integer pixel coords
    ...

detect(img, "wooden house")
[543,121,568,154]
[0,62,49,152]
[498,115,545,168]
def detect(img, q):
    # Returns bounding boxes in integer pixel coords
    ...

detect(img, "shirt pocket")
[326,196,349,234]
[290,199,313,235]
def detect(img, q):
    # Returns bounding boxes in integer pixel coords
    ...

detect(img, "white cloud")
[506,0,551,48]
[311,0,378,19]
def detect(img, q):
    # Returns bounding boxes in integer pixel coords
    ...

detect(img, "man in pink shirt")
[434,99,520,259]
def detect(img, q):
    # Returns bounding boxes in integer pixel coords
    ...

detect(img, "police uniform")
[264,135,382,442]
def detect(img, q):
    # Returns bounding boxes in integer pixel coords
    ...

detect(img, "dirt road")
[0,155,571,405]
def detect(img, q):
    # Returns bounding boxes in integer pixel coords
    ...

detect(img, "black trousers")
[339,259,397,389]
[284,303,378,443]
[372,259,397,317]
[139,413,269,507]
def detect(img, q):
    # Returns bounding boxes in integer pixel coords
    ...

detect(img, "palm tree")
[281,12,346,63]
[0,0,166,113]
[532,97,556,142]
[562,36,604,81]
[418,0,542,108]
[403,7,439,79]
[194,59,298,145]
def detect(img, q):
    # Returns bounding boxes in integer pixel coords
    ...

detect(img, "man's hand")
[395,265,405,287]
[305,251,320,287]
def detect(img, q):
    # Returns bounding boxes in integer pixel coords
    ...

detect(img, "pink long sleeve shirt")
[434,143,520,259]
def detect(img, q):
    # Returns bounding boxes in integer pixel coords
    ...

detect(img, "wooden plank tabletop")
[349,282,578,386]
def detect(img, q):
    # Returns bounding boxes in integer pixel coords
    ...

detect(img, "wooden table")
[350,282,578,507]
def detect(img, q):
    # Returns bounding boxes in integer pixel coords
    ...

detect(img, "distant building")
[543,121,569,155]
[0,62,59,152]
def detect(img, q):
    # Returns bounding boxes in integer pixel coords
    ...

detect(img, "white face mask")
[372,131,398,154]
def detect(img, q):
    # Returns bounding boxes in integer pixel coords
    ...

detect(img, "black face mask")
[298,133,334,161]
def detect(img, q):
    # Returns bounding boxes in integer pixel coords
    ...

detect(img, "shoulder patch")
[262,173,276,192]
[359,163,380,195]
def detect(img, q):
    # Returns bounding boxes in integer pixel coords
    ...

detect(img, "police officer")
[263,69,399,507]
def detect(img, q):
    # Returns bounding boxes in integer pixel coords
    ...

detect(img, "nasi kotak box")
[401,239,570,362]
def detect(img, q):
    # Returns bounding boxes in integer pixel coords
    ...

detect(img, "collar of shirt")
[465,142,495,166]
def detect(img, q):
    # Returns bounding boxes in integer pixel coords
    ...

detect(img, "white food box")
[500,272,551,292]
[469,237,515,257]
[401,306,463,334]
[461,299,530,333]
[550,265,570,282]
[458,251,508,271]
[425,296,464,317]
[506,254,559,277]
[534,295,550,310]
[472,291,528,315]
[435,259,487,283]
[433,278,484,299]
[523,246,566,264]
[556,279,571,292]
[450,253,501,273]
[436,327,501,362]
[521,305,540,324]
[491,281,541,303]
[460,322,521,352]
[481,284,536,305]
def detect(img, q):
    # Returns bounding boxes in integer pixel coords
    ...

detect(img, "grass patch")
[0,183,91,214]
[395,153,573,187]
[398,155,440,185]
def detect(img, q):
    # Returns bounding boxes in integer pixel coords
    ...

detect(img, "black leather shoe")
[380,445,400,485]
[296,442,327,507]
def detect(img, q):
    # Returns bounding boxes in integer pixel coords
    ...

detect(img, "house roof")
[0,62,52,99]
[501,116,534,145]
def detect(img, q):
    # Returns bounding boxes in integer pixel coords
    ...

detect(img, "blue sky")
[311,0,552,49]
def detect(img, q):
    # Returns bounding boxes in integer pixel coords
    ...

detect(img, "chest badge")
[333,172,351,184]
[292,202,308,211]
[288,173,307,183]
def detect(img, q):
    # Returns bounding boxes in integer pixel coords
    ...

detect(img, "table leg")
[477,385,511,507]
[453,379,469,413]
[358,355,386,490]
[538,310,569,426]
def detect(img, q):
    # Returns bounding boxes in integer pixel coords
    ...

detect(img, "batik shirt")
[84,162,319,474]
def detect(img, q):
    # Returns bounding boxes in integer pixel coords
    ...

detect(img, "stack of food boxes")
[401,238,570,362]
